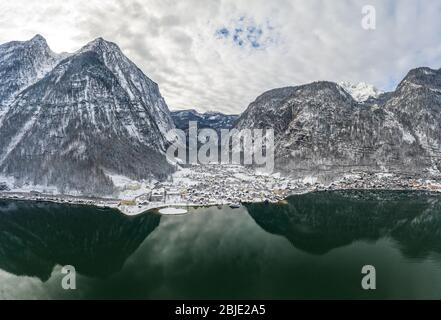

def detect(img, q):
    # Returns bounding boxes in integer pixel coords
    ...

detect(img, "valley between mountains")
[1,35,441,215]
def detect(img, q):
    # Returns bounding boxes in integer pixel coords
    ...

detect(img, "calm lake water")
[1,190,441,300]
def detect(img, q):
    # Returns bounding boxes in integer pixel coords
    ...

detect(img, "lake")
[1,190,441,299]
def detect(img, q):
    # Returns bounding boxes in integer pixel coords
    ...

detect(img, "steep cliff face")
[384,67,441,173]
[79,38,175,138]
[0,36,174,195]
[235,73,441,180]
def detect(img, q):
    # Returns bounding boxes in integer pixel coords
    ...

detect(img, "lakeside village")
[1,164,441,216]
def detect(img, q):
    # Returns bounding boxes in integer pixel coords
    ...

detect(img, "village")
[1,164,441,216]
[113,164,300,215]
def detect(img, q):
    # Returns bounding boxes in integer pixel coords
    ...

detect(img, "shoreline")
[1,182,441,217]
[2,165,441,216]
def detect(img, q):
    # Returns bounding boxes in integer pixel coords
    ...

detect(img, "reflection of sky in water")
[2,192,441,299]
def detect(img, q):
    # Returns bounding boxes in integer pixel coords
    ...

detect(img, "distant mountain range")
[171,109,238,134]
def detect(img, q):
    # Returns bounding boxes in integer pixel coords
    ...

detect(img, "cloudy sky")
[1,0,441,114]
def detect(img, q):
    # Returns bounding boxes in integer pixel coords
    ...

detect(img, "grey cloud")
[1,0,441,114]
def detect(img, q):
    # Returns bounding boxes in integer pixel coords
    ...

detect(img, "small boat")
[229,203,242,209]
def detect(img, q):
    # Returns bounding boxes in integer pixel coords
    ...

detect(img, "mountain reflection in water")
[1,190,441,299]
[246,190,441,258]
[0,200,160,281]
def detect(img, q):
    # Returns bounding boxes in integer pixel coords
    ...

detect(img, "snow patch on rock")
[339,81,384,102]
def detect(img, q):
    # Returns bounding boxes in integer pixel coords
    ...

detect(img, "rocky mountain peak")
[75,36,175,136]
[339,81,383,102]
[0,35,62,107]
[80,37,121,56]
[29,34,48,46]
[396,67,441,93]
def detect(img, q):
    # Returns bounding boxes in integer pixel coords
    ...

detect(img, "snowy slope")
[0,35,67,129]
[0,35,64,107]
[79,38,175,138]
[339,81,384,102]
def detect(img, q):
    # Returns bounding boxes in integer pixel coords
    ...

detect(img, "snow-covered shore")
[1,165,441,217]
[1,178,441,217]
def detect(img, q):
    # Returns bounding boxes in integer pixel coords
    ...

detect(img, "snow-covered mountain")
[235,70,441,181]
[79,38,175,138]
[171,109,238,133]
[0,36,175,195]
[0,35,65,119]
[1,34,440,195]
[339,81,384,102]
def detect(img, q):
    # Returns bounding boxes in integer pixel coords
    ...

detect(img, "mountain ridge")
[0,34,64,113]
[235,71,441,182]
[171,109,238,134]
